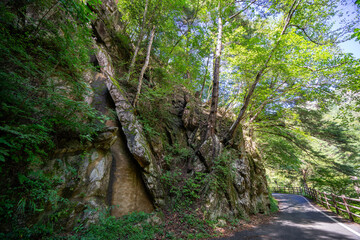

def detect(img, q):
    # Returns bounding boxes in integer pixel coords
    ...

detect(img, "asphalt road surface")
[222,193,360,240]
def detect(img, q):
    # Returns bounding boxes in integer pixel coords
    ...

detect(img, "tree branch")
[199,56,211,99]
[229,0,258,20]
[224,1,302,144]
[133,25,156,107]
[168,0,201,55]
[289,24,327,45]
[255,129,312,155]
[248,83,300,124]
[126,0,149,82]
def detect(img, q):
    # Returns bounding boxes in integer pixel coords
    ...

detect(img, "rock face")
[91,73,154,216]
[174,89,269,219]
[47,127,117,229]
[95,48,165,208]
[92,0,269,219]
[109,127,154,216]
[48,0,270,228]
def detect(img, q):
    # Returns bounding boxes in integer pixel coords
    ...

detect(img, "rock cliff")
[49,0,270,229]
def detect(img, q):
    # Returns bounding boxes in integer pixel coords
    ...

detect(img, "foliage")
[354,0,360,41]
[158,210,214,240]
[1,0,360,238]
[72,211,160,240]
[268,193,279,213]
[161,164,206,209]
[263,105,360,196]
[210,148,236,192]
[137,86,174,136]
[0,0,107,237]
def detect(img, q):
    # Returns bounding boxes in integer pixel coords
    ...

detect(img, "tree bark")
[207,4,223,137]
[302,168,309,189]
[133,25,156,107]
[126,0,149,82]
[206,80,213,103]
[199,56,211,99]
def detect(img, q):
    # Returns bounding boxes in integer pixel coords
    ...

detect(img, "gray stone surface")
[46,127,117,229]
[95,46,165,208]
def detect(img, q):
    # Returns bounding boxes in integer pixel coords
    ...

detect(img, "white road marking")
[300,195,360,239]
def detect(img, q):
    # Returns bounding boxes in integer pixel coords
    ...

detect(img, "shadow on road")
[218,194,360,240]
[226,223,356,240]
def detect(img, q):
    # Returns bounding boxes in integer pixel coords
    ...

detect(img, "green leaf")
[18,174,27,185]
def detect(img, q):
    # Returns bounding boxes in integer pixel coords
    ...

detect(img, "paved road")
[222,193,360,240]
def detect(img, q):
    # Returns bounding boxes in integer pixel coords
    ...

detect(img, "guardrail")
[272,186,360,222]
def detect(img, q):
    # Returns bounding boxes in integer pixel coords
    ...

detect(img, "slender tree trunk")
[224,69,264,143]
[223,0,301,144]
[302,168,309,189]
[126,0,149,82]
[185,31,191,81]
[199,57,211,99]
[208,4,223,137]
[247,83,299,124]
[206,80,213,103]
[133,25,156,107]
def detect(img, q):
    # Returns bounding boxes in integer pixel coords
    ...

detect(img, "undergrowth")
[70,211,160,240]
[0,0,107,238]
[269,193,279,213]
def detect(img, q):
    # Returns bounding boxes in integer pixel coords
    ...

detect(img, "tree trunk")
[133,25,156,107]
[126,0,149,82]
[207,5,223,137]
[199,56,211,100]
[223,0,301,144]
[302,168,309,190]
[206,81,213,103]
[224,69,264,143]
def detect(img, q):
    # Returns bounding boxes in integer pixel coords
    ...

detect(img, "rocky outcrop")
[91,73,154,217]
[95,46,165,207]
[109,126,154,216]
[47,0,269,228]
[167,89,270,220]
[242,126,270,213]
[46,127,117,229]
